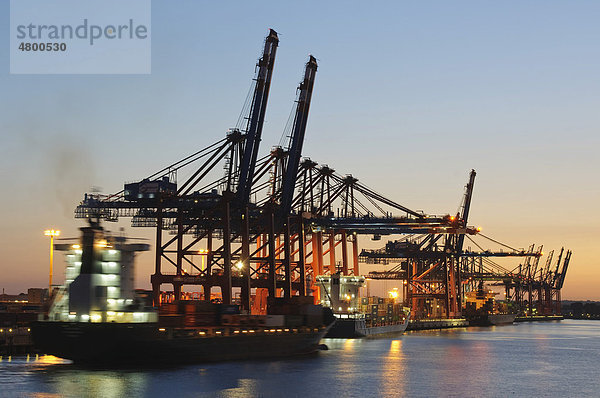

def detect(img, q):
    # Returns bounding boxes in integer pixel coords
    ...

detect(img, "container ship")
[31,223,334,364]
[464,282,516,326]
[316,274,410,338]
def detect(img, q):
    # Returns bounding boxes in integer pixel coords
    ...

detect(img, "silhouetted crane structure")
[74,30,570,319]
[360,172,571,319]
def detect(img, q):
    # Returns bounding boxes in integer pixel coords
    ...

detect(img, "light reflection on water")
[1,320,599,397]
[380,340,405,397]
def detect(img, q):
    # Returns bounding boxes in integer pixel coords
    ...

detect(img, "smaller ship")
[32,222,334,364]
[316,274,410,338]
[464,282,516,326]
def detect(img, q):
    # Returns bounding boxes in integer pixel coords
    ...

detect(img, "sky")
[1,1,599,300]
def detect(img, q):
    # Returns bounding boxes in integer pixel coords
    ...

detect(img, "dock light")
[44,229,61,292]
[197,249,209,271]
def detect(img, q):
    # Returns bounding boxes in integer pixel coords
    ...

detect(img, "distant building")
[0,289,48,304]
[27,288,48,304]
[0,293,28,303]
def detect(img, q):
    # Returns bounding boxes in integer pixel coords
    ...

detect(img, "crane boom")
[280,55,318,216]
[556,250,571,289]
[456,169,476,254]
[236,29,279,205]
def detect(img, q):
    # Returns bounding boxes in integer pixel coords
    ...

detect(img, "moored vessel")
[32,320,331,364]
[464,282,516,326]
[32,222,334,364]
[317,274,410,338]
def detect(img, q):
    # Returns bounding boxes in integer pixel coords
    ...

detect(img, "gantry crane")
[73,30,570,320]
[75,30,460,309]
[359,170,570,318]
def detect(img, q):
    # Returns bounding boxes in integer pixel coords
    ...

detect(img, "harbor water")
[1,320,599,397]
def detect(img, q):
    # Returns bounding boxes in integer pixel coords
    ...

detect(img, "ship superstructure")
[316,274,364,313]
[47,222,155,324]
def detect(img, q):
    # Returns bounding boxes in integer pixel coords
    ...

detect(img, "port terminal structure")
[360,171,571,319]
[74,29,570,321]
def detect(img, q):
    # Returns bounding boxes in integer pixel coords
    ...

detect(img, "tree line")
[563,302,600,319]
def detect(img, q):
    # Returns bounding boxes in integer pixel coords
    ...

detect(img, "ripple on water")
[0,320,599,398]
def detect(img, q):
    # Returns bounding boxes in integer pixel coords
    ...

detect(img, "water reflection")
[324,337,363,351]
[32,366,149,397]
[344,338,356,352]
[1,321,599,397]
[379,339,405,397]
[36,355,66,365]
[389,339,402,356]
[219,378,259,397]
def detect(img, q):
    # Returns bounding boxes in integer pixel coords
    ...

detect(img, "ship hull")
[32,321,329,364]
[326,316,409,338]
[469,313,516,326]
